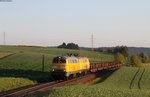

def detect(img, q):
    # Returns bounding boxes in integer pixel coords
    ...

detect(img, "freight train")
[50,55,122,80]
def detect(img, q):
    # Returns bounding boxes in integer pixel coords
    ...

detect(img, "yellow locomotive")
[50,55,90,79]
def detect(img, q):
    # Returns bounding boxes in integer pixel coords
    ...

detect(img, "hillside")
[0,45,114,92]
[35,67,150,97]
[0,45,114,70]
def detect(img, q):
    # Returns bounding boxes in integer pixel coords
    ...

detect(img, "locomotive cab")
[51,56,67,71]
[50,56,67,79]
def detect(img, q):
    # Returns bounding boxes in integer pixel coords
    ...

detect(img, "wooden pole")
[42,55,45,72]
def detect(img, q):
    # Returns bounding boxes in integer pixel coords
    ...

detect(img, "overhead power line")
[91,33,94,51]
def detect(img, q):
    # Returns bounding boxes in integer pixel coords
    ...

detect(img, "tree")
[58,42,79,50]
[115,53,126,64]
[139,52,149,63]
[130,55,142,67]
[58,42,67,48]
[66,43,79,49]
[114,45,129,57]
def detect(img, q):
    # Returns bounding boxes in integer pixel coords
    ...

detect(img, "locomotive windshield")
[53,58,66,63]
[60,59,66,63]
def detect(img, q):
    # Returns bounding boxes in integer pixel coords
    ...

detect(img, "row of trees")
[114,46,149,67]
[58,42,79,50]
[57,43,149,67]
[94,46,129,57]
[130,52,149,67]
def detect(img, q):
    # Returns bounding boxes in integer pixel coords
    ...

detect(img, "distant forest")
[80,47,150,56]
[128,47,150,56]
[52,44,150,56]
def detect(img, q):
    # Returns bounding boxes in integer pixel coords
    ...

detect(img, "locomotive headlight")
[60,66,66,69]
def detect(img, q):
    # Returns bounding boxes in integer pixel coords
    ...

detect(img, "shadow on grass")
[29,69,119,97]
[92,69,119,84]
[0,69,54,83]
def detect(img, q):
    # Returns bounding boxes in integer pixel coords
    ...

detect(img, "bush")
[130,55,142,67]
[114,46,129,57]
[139,52,149,63]
[115,53,126,64]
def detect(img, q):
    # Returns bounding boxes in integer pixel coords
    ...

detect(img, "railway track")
[0,73,97,97]
[0,62,123,97]
[0,81,60,97]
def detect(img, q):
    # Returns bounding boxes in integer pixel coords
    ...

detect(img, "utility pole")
[91,33,94,51]
[3,32,6,45]
[42,55,45,72]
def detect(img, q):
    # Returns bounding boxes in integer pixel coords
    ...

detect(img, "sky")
[0,0,150,47]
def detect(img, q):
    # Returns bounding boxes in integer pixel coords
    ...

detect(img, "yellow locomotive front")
[50,56,90,80]
[50,56,67,79]
[51,56,67,71]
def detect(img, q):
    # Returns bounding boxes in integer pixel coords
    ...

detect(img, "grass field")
[0,77,36,92]
[0,45,114,91]
[0,45,114,71]
[143,63,150,67]
[33,67,150,97]
[0,52,13,59]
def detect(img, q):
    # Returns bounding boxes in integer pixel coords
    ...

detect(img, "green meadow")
[33,67,150,97]
[0,45,114,92]
[1,45,150,97]
[0,52,13,58]
[0,77,36,91]
[0,45,114,71]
